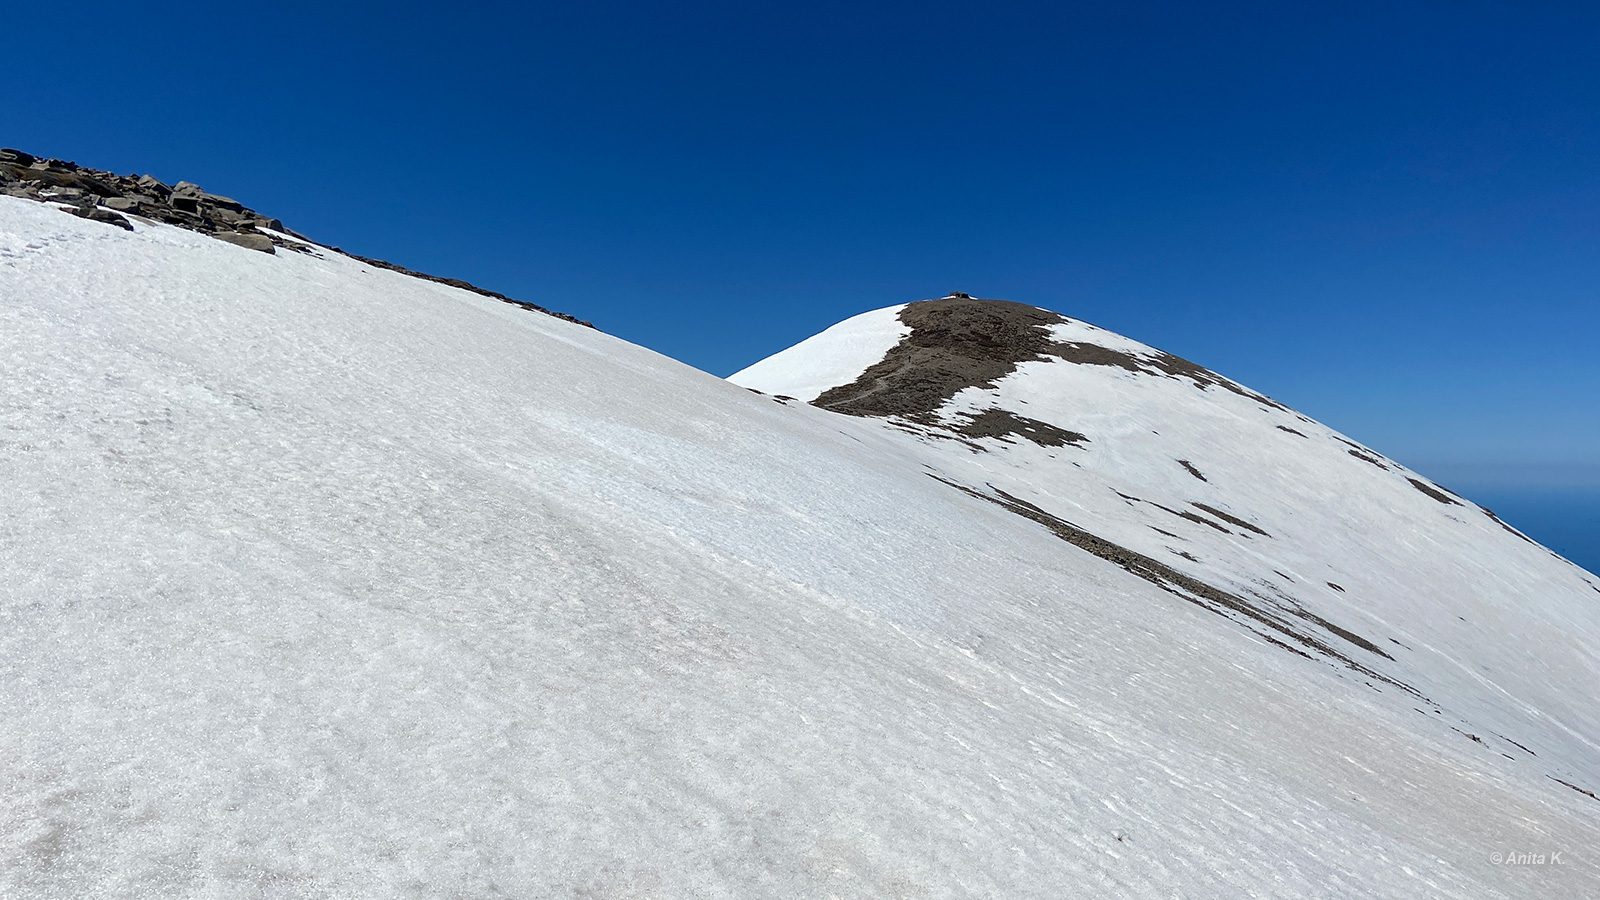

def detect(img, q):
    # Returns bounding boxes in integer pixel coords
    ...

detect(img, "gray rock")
[169,180,203,212]
[212,232,276,254]
[66,206,134,231]
[0,146,592,326]
[149,206,206,227]
[17,165,116,196]
[201,192,245,212]
[16,166,74,188]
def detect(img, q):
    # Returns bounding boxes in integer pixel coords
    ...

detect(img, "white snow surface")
[4,196,1599,898]
[728,304,909,401]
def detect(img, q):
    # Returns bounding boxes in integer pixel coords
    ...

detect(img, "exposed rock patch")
[212,232,276,253]
[342,253,589,324]
[814,296,1066,419]
[3,150,295,252]
[1407,477,1461,506]
[816,295,1287,430]
[1479,506,1536,544]
[1054,340,1287,410]
[1550,777,1600,803]
[1177,509,1232,533]
[1,148,590,326]
[1191,502,1271,537]
[952,408,1087,447]
[65,205,133,231]
[1347,449,1390,470]
[933,475,1411,689]
[1334,437,1393,471]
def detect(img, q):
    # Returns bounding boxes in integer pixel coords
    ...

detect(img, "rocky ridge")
[810,293,1278,449]
[0,148,590,327]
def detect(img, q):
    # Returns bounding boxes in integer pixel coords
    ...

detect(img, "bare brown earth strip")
[814,297,1066,419]
[1177,510,1233,533]
[953,408,1087,447]
[1191,503,1272,537]
[813,296,1287,445]
[1348,449,1390,470]
[1407,478,1462,506]
[1335,436,1391,470]
[1286,609,1394,659]
[1479,506,1537,543]
[931,474,1414,691]
[1055,341,1289,411]
[1497,734,1536,756]
[1147,501,1231,534]
[344,254,590,326]
[1550,777,1600,803]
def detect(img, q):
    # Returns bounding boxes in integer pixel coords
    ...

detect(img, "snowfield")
[3,195,1597,898]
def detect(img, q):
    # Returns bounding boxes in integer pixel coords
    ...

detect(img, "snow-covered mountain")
[732,296,1600,770]
[3,190,1597,898]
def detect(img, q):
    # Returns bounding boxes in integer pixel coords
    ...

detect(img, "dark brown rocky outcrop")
[0,148,591,327]
[811,293,1282,448]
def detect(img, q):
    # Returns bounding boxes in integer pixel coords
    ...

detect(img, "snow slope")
[734,301,1600,785]
[727,305,910,402]
[4,197,1598,898]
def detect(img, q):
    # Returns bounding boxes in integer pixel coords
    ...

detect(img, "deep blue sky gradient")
[7,1,1597,565]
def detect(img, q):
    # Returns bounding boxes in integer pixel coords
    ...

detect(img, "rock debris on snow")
[0,147,590,326]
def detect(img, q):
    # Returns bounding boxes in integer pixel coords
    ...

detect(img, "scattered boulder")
[170,181,204,212]
[203,192,245,212]
[66,206,134,231]
[0,147,593,326]
[211,232,276,254]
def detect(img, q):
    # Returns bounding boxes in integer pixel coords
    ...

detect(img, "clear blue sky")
[8,1,1597,564]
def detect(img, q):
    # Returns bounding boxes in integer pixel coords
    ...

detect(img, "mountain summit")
[735,295,1600,836]
[4,190,1598,898]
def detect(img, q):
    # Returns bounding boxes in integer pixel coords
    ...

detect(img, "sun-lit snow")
[4,196,1598,898]
[728,304,909,401]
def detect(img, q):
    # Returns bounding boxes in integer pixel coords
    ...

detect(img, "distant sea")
[1453,486,1600,577]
